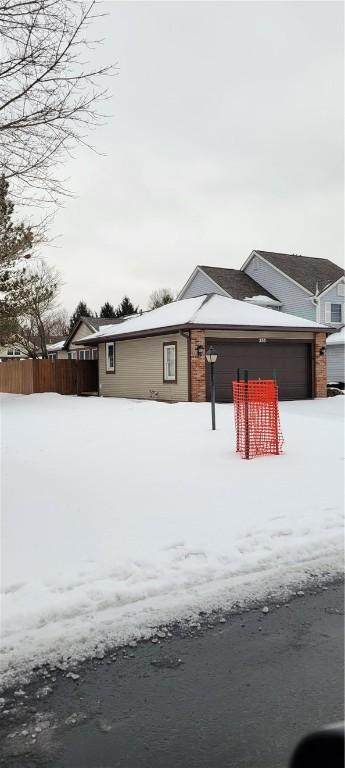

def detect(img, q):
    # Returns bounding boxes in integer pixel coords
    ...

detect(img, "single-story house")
[76,294,332,402]
[47,317,124,360]
[1,335,65,361]
[326,326,344,387]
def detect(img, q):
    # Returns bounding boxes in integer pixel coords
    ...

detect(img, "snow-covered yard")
[1,394,344,687]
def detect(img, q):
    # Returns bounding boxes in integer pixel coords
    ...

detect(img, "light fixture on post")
[206,346,218,430]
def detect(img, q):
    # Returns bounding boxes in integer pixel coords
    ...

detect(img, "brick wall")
[314,332,327,398]
[190,329,206,402]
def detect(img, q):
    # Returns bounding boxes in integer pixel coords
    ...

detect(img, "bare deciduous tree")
[148,288,175,310]
[13,260,62,357]
[0,0,114,206]
[45,307,69,337]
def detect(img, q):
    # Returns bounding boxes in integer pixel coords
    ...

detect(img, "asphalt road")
[1,579,344,768]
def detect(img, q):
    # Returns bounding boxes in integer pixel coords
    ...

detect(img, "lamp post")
[206,346,218,430]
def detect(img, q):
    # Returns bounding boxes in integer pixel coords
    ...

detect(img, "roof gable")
[198,266,279,301]
[65,316,123,347]
[249,250,344,294]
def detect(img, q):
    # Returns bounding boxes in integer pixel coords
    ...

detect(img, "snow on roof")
[243,295,282,307]
[78,294,328,345]
[326,326,345,346]
[46,339,66,351]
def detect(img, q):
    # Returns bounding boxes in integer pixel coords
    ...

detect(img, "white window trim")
[324,301,343,324]
[106,342,115,373]
[79,348,92,361]
[163,343,177,383]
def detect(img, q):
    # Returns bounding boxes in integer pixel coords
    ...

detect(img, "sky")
[44,1,344,314]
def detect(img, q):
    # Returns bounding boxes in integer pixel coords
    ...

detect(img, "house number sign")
[259,338,267,343]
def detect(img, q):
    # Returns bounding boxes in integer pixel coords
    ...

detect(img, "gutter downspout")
[180,330,191,401]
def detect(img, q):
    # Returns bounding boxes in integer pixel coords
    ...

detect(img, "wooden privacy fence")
[0,359,98,395]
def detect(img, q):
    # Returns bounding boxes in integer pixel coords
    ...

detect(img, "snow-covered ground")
[1,394,344,688]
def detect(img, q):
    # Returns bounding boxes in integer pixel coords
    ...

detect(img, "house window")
[106,342,115,373]
[48,353,57,360]
[79,349,91,360]
[68,351,77,360]
[337,283,345,297]
[331,304,342,323]
[8,348,21,356]
[92,348,98,360]
[163,342,177,382]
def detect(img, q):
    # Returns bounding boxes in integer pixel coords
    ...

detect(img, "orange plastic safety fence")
[232,379,284,459]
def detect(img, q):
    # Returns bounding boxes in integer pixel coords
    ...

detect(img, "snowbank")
[327,327,345,346]
[1,394,344,688]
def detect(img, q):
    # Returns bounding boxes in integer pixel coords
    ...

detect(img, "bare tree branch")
[0,0,115,206]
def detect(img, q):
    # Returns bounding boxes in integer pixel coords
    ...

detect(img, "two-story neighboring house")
[241,251,344,326]
[178,250,344,386]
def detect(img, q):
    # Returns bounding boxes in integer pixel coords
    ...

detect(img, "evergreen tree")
[148,288,174,310]
[0,174,34,337]
[115,296,138,318]
[69,301,93,331]
[100,301,116,318]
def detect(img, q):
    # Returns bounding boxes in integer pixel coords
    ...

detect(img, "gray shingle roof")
[85,316,124,331]
[199,266,279,301]
[254,251,344,294]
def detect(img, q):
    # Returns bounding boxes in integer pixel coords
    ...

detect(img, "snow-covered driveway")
[1,394,344,687]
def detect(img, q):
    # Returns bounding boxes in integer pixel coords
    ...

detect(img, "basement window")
[163,342,177,383]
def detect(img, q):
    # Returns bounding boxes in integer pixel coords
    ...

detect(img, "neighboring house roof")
[63,316,124,349]
[78,294,330,345]
[197,266,279,301]
[326,326,345,346]
[86,317,125,331]
[249,251,345,295]
[46,339,67,352]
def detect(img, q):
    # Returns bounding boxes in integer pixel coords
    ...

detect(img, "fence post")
[236,368,240,452]
[244,369,249,460]
[272,370,279,455]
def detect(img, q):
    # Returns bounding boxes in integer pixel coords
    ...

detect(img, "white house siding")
[244,255,316,320]
[179,269,229,299]
[326,346,345,384]
[98,333,189,401]
[0,344,27,359]
[319,282,345,325]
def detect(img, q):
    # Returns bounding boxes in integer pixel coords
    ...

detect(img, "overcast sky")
[45,1,344,314]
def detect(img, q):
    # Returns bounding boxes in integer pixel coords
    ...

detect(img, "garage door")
[205,339,312,402]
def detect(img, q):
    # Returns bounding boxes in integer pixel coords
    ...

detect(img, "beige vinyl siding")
[69,321,94,350]
[207,330,314,340]
[99,333,189,401]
